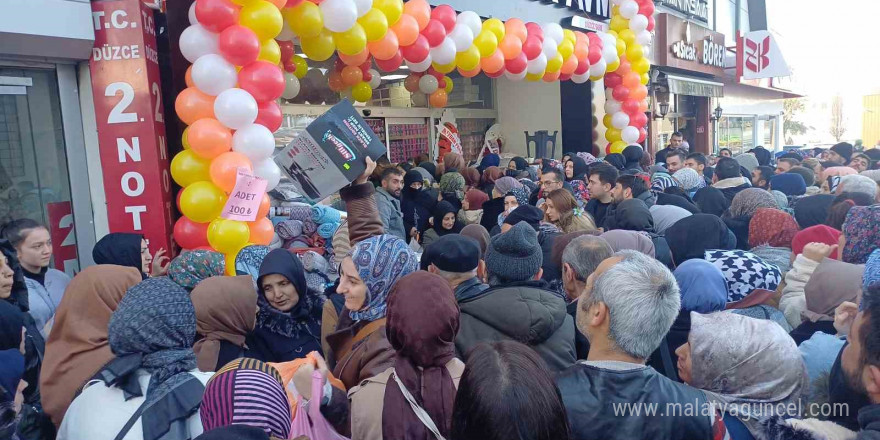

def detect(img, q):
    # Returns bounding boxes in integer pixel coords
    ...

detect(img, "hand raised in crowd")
[354,157,377,186]
[151,248,170,277]
[802,242,838,263]
[834,301,860,337]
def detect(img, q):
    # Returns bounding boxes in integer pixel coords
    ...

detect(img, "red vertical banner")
[47,202,79,276]
[89,0,174,255]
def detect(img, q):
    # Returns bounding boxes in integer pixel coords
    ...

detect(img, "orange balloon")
[339,50,370,66]
[368,29,399,60]
[185,66,194,88]
[505,18,528,43]
[256,194,271,219]
[575,31,588,46]
[632,85,649,100]
[458,65,481,78]
[560,55,579,75]
[188,119,232,159]
[480,49,505,73]
[638,100,649,112]
[328,71,345,92]
[391,14,419,46]
[498,34,522,60]
[341,65,363,86]
[266,0,285,8]
[623,71,641,89]
[574,42,589,63]
[403,0,430,30]
[247,217,274,245]
[209,152,253,193]
[543,70,561,82]
[175,87,216,125]
[429,89,448,107]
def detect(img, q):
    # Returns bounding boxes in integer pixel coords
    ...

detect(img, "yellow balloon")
[239,0,283,41]
[231,0,258,5]
[258,38,281,64]
[283,1,323,38]
[301,30,336,61]
[224,252,237,276]
[473,30,499,58]
[606,59,620,73]
[626,43,643,62]
[607,30,619,39]
[632,56,651,74]
[611,5,620,15]
[182,127,191,150]
[557,39,574,60]
[444,76,453,93]
[171,150,211,188]
[563,29,576,45]
[180,181,227,223]
[640,72,650,85]
[482,18,505,41]
[602,114,612,128]
[609,15,628,32]
[432,60,456,74]
[293,55,308,79]
[605,127,622,143]
[207,218,251,254]
[358,8,389,42]
[619,29,637,47]
[455,45,480,71]
[546,52,564,73]
[589,75,603,82]
[610,141,627,154]
[616,38,626,57]
[523,72,540,81]
[373,0,403,26]
[334,23,368,55]
[352,81,373,102]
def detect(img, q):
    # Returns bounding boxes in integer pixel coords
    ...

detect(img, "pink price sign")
[222,168,268,222]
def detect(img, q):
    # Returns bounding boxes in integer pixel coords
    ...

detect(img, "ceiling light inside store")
[381,75,408,80]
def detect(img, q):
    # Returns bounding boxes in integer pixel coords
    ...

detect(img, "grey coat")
[374,188,406,240]
[25,268,70,337]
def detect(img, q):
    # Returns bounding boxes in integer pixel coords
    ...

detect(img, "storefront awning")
[666,74,724,98]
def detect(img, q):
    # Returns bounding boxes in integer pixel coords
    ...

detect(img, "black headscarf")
[665,214,731,266]
[792,194,835,230]
[752,147,772,166]
[655,192,701,214]
[418,162,437,179]
[622,145,644,170]
[510,157,528,171]
[693,187,730,217]
[566,156,589,182]
[0,300,24,351]
[605,199,654,232]
[256,249,323,341]
[432,201,463,236]
[93,233,145,277]
[604,153,626,171]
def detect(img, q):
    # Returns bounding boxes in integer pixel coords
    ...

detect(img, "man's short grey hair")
[580,250,680,360]
[433,267,476,283]
[839,175,878,200]
[563,236,614,281]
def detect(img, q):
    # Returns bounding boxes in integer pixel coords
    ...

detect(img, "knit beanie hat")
[503,205,543,231]
[485,222,543,283]
[831,142,854,162]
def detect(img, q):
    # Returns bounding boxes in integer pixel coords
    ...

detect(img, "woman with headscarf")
[348,272,461,440]
[1,299,26,440]
[480,166,504,195]
[167,249,226,291]
[543,189,597,234]
[234,245,269,281]
[789,259,864,345]
[58,277,212,440]
[461,167,481,190]
[621,145,644,171]
[780,234,843,329]
[400,170,434,240]
[442,152,466,174]
[39,265,143,427]
[563,156,590,205]
[692,186,729,217]
[748,208,799,274]
[599,230,655,257]
[460,189,488,226]
[704,249,782,303]
[498,187,531,228]
[769,173,807,197]
[602,198,654,232]
[665,215,732,267]
[825,192,873,230]
[842,205,880,264]
[733,153,760,174]
[676,312,807,439]
[246,249,324,363]
[477,153,500,174]
[506,157,529,177]
[672,168,706,194]
[603,153,626,171]
[723,189,779,250]
[793,194,835,229]
[649,204,691,234]
[421,201,464,247]
[438,172,465,211]
[199,360,291,439]
[191,276,257,372]
[92,233,164,278]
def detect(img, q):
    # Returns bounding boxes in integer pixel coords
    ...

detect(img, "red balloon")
[485,68,505,78]
[360,59,372,74]
[438,78,446,89]
[622,99,641,116]
[647,15,656,32]
[639,1,655,16]
[631,112,648,127]
[401,34,430,62]
[278,40,295,63]
[239,61,285,103]
[574,59,590,75]
[430,5,457,33]
[334,57,347,71]
[195,0,240,33]
[587,32,601,45]
[376,50,404,71]
[283,59,296,72]
[559,73,572,82]
[421,19,447,48]
[429,68,443,80]
[363,71,373,82]
[604,73,622,89]
[505,52,528,74]
[525,22,543,42]
[637,127,648,143]
[587,47,602,65]
[286,0,304,5]
[522,35,542,60]
[612,85,631,102]
[174,217,210,250]
[218,25,261,66]
[605,143,613,155]
[255,100,282,132]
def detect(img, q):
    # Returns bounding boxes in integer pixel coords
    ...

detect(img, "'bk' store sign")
[89,0,174,254]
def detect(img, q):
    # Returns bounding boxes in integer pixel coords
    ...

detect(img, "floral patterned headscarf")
[168,250,226,290]
[843,205,880,264]
[348,235,419,322]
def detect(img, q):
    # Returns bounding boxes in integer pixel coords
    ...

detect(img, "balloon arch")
[172,0,656,269]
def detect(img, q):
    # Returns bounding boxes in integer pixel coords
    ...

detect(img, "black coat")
[480,197,506,233]
[245,325,322,363]
[790,320,836,346]
[723,215,752,251]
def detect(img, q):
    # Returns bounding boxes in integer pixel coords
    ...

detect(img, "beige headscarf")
[191,276,257,372]
[802,258,864,323]
[39,265,143,426]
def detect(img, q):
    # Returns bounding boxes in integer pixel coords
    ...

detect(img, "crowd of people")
[1,138,880,440]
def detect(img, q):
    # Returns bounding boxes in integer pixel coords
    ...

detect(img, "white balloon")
[277,19,296,41]
[527,53,548,75]
[405,54,433,72]
[214,88,259,130]
[430,38,457,65]
[605,99,621,114]
[619,0,639,19]
[456,11,483,37]
[191,54,237,96]
[368,69,382,89]
[180,24,219,63]
[611,112,630,130]
[419,75,439,94]
[504,69,527,81]
[542,37,558,59]
[590,59,607,77]
[605,88,615,101]
[188,2,199,25]
[610,0,625,5]
[621,126,640,144]
[629,14,649,32]
[232,124,276,162]
[282,73,301,99]
[636,30,653,46]
[448,24,475,53]
[603,47,618,64]
[353,0,373,17]
[643,45,652,58]
[542,23,565,47]
[254,158,281,191]
[572,73,590,84]
[320,0,358,33]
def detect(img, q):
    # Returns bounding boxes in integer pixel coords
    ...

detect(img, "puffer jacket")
[779,254,820,329]
[456,280,576,372]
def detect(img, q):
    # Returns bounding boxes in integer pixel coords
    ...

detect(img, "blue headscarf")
[478,154,500,173]
[769,173,807,196]
[674,260,728,313]
[349,235,419,322]
[235,245,270,280]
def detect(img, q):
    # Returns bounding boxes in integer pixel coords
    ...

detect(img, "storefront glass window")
[717,116,755,155]
[0,67,78,273]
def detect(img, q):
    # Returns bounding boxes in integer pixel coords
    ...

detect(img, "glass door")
[0,68,78,275]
